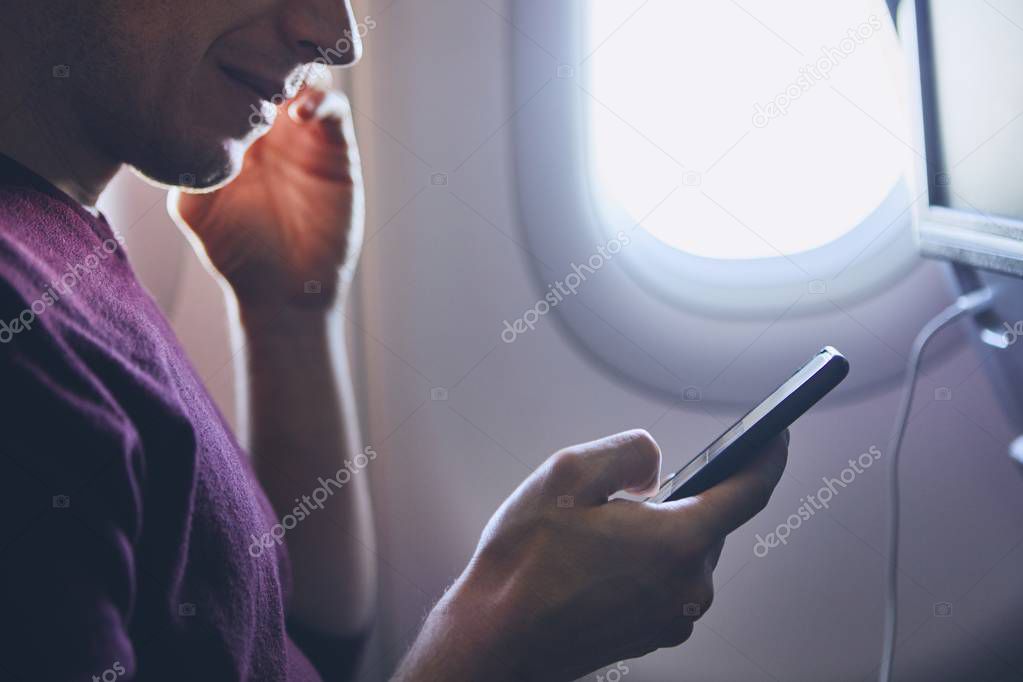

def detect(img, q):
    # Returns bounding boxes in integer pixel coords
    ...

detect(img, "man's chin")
[130,133,256,192]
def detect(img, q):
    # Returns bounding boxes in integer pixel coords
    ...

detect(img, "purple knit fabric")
[0,155,361,682]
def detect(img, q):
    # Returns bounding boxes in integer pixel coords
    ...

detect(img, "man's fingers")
[255,87,360,182]
[287,88,356,149]
[662,433,788,539]
[288,87,328,122]
[546,429,662,505]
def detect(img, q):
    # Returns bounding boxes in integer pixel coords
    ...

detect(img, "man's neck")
[0,83,121,210]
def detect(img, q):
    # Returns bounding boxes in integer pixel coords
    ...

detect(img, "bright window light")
[588,0,908,260]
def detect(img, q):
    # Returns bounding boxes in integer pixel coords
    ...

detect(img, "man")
[0,1,788,680]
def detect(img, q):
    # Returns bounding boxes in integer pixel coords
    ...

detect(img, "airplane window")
[587,0,907,260]
[513,0,949,402]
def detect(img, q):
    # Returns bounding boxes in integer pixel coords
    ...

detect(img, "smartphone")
[650,346,849,503]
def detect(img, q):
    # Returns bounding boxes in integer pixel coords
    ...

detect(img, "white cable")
[878,287,994,682]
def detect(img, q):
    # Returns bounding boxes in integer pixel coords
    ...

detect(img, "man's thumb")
[546,429,662,505]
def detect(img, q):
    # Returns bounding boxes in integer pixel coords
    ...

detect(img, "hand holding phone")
[399,351,844,681]
[404,428,790,681]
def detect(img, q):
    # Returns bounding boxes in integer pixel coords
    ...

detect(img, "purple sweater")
[0,155,363,682]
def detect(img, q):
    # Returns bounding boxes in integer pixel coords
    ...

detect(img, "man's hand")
[173,87,364,313]
[170,87,376,639]
[395,429,788,682]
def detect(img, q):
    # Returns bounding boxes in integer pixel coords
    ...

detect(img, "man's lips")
[220,65,284,103]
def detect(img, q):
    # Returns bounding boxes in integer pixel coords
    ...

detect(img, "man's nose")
[281,0,363,66]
